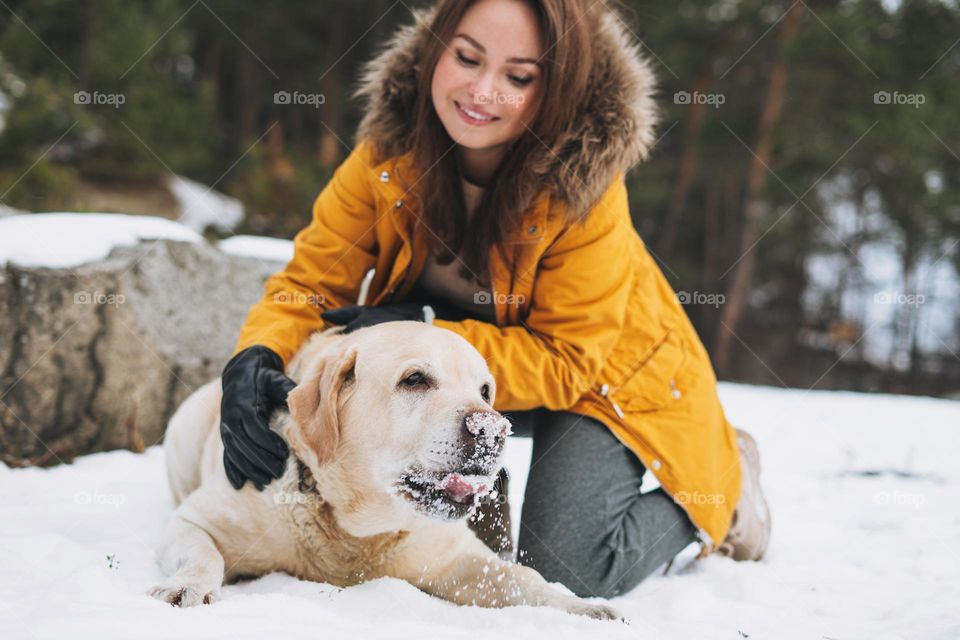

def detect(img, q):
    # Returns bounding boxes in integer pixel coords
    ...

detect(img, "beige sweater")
[417,179,497,322]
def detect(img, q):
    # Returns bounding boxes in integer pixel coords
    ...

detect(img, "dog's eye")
[400,371,429,388]
[481,383,491,402]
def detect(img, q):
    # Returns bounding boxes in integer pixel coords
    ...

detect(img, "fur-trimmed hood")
[353,5,659,217]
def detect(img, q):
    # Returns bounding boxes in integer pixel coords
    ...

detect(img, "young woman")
[219,0,771,598]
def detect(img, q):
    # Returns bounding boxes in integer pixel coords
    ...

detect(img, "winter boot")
[716,429,771,561]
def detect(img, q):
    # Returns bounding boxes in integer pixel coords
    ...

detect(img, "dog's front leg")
[147,514,225,607]
[409,551,624,621]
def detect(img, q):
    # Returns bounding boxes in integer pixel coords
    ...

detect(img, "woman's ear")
[287,345,358,466]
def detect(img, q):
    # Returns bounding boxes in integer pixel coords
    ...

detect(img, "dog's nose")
[463,410,512,442]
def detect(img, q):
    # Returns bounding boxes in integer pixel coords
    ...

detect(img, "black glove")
[220,346,297,490]
[320,303,434,334]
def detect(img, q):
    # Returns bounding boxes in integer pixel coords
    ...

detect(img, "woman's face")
[431,0,544,155]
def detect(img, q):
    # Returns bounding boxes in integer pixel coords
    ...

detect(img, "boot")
[716,429,771,561]
[466,467,513,560]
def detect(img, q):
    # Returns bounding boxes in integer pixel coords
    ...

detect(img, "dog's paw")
[147,580,220,607]
[563,599,624,622]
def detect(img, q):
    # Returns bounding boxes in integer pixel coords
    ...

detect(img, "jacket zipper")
[598,382,624,419]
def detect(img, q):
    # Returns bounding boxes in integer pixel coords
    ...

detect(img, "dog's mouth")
[395,466,498,521]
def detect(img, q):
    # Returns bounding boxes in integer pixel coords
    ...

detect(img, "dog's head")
[285,321,510,535]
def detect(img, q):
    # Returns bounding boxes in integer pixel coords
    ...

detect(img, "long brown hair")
[400,0,607,286]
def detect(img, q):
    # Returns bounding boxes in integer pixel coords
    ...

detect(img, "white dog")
[148,321,621,621]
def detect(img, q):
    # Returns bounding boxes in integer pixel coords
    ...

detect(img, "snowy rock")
[0,213,202,268]
[167,174,244,234]
[219,235,294,264]
[0,215,284,466]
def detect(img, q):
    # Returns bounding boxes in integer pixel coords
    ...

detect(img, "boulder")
[0,239,283,466]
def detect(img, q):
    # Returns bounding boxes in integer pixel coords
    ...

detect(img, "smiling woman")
[228,0,770,600]
[406,0,599,287]
[429,1,545,184]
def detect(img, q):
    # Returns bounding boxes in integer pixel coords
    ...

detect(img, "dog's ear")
[287,345,358,466]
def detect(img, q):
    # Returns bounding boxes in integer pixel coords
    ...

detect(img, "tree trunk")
[318,1,347,168]
[658,28,737,260]
[714,2,807,374]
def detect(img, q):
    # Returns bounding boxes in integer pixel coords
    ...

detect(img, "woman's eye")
[481,384,491,402]
[456,51,479,67]
[402,371,428,387]
[508,75,533,87]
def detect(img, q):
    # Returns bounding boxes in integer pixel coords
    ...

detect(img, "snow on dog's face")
[286,321,510,537]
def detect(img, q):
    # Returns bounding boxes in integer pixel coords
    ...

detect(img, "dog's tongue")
[439,473,490,503]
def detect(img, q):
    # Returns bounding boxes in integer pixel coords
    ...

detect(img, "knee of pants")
[517,527,627,599]
[517,520,673,599]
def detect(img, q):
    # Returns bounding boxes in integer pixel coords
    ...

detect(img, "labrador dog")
[148,321,621,621]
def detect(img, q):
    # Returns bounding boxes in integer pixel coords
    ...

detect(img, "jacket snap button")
[600,383,609,396]
[379,170,390,183]
[528,225,537,234]
[672,389,682,399]
[651,459,661,470]
[395,199,404,208]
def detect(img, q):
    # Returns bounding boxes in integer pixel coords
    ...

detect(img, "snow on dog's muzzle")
[463,410,512,447]
[395,411,513,521]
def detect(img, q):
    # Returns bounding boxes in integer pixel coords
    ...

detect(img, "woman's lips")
[455,100,500,126]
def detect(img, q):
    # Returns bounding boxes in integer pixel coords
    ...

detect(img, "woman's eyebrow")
[453,33,542,66]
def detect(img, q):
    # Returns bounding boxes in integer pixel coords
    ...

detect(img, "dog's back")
[163,379,223,505]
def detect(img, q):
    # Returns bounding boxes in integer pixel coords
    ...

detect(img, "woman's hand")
[321,303,435,334]
[219,346,297,490]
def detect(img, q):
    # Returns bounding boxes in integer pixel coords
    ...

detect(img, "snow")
[1,383,958,639]
[166,175,244,234]
[0,203,27,218]
[218,235,294,264]
[0,213,201,268]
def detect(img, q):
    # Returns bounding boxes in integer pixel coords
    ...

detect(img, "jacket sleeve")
[232,140,379,366]
[432,177,635,411]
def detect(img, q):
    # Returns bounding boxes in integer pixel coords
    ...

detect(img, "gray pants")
[403,281,700,597]
[506,408,698,598]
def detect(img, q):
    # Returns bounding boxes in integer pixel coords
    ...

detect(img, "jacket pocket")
[611,328,689,413]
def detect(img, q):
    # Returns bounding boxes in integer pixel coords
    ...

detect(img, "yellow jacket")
[233,8,741,548]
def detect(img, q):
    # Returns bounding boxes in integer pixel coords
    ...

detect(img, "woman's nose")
[469,73,496,104]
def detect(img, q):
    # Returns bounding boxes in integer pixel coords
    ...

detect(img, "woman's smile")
[454,100,501,126]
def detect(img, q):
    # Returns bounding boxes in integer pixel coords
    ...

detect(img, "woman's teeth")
[459,102,495,122]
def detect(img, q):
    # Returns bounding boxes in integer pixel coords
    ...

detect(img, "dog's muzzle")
[396,410,512,521]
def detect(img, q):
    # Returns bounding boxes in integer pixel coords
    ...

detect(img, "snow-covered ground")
[1,383,957,639]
